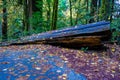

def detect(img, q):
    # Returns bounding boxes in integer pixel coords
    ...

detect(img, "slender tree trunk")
[75,11,79,25]
[2,0,7,41]
[47,0,51,30]
[110,0,114,22]
[86,0,89,23]
[28,0,32,31]
[69,0,73,26]
[75,0,81,25]
[23,0,43,33]
[97,0,101,21]
[89,0,97,23]
[51,0,59,30]
[100,0,111,21]
[23,0,29,32]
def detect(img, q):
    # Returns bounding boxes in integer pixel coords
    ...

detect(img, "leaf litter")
[0,44,119,80]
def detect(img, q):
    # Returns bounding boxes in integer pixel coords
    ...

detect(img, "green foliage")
[81,47,88,52]
[31,12,42,27]
[0,0,24,41]
[0,0,120,43]
[111,18,120,43]
[8,18,23,38]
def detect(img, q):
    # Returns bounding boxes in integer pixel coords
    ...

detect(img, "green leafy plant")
[81,47,88,52]
[111,18,120,44]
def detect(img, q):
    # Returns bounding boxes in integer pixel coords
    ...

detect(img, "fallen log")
[1,21,111,47]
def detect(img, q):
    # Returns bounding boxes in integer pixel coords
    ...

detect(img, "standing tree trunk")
[51,0,59,30]
[86,0,89,24]
[110,0,114,22]
[100,0,111,21]
[69,0,73,26]
[2,0,7,41]
[28,0,33,32]
[23,0,29,32]
[96,0,101,21]
[23,0,43,33]
[89,0,97,23]
[75,0,81,25]
[47,0,51,30]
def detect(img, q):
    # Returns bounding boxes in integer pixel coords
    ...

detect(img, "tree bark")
[86,0,89,24]
[110,0,114,22]
[47,0,51,30]
[96,0,101,21]
[28,0,33,31]
[2,0,7,41]
[100,0,111,21]
[89,0,97,23]
[23,0,43,32]
[23,0,29,32]
[69,0,73,26]
[51,0,59,30]
[75,0,81,25]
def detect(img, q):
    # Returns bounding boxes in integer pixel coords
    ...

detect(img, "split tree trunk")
[7,21,111,47]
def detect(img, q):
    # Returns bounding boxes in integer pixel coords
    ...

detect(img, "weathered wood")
[41,36,102,47]
[9,36,106,47]
[18,21,110,42]
[0,21,111,47]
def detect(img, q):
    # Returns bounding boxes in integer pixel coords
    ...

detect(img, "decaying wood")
[0,21,111,47]
[40,36,102,47]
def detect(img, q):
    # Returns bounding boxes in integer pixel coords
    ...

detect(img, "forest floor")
[0,43,119,80]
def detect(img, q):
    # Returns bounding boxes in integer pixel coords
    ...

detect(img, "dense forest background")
[0,0,120,42]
